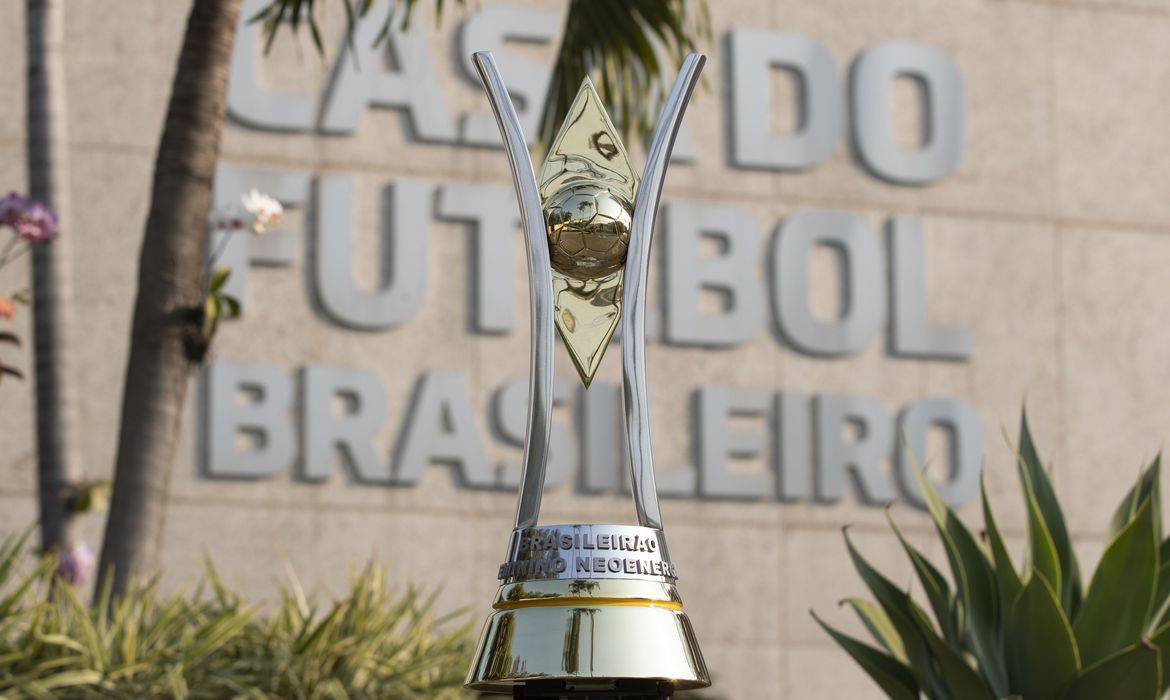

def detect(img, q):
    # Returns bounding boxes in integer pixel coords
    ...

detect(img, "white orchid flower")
[241,189,283,234]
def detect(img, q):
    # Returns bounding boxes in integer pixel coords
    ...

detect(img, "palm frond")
[540,0,710,147]
[254,0,467,53]
[256,0,710,146]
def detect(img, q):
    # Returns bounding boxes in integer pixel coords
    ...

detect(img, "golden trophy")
[465,51,709,698]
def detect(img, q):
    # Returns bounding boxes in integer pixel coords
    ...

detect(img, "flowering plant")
[0,192,57,246]
[0,192,57,383]
[187,190,283,362]
[209,188,283,238]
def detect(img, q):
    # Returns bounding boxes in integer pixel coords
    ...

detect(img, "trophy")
[465,50,709,698]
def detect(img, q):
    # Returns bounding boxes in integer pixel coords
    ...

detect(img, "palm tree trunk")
[97,0,243,598]
[26,0,84,558]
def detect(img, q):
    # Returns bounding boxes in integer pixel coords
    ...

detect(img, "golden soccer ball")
[544,184,633,280]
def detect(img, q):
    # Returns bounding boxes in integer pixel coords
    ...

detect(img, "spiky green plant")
[0,529,472,698]
[816,411,1170,700]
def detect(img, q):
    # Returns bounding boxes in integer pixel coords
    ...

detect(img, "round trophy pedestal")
[465,526,710,694]
[465,580,708,694]
[494,678,685,698]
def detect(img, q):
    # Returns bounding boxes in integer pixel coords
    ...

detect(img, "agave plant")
[816,411,1170,700]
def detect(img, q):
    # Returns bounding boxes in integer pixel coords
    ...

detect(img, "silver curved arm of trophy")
[624,53,706,530]
[471,52,554,531]
[473,50,706,532]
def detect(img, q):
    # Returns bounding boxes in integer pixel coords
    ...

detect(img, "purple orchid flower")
[56,542,95,586]
[0,192,57,243]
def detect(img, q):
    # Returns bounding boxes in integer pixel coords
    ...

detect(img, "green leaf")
[886,511,959,645]
[909,452,1006,693]
[1022,469,1063,598]
[843,528,941,695]
[1074,497,1158,666]
[203,295,220,339]
[812,611,919,700]
[906,605,994,700]
[1148,619,1170,694]
[1004,571,1080,700]
[0,528,34,586]
[1151,539,1170,630]
[35,633,90,656]
[221,294,241,319]
[209,266,231,294]
[982,474,1022,617]
[1017,410,1082,613]
[1149,560,1170,633]
[1061,643,1161,700]
[27,669,103,692]
[1109,455,1162,543]
[841,598,907,662]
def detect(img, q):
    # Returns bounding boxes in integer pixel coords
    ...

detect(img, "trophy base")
[502,678,679,698]
[465,577,710,694]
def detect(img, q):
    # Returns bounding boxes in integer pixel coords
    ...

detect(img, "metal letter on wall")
[852,41,964,185]
[578,380,696,498]
[301,364,391,483]
[697,388,771,499]
[656,461,699,498]
[494,378,575,489]
[888,216,973,360]
[226,0,316,131]
[776,393,814,501]
[320,0,457,141]
[729,29,842,171]
[815,394,896,504]
[394,371,493,487]
[648,37,697,163]
[663,201,765,347]
[203,361,296,478]
[580,380,626,494]
[314,176,428,330]
[459,5,559,147]
[772,210,884,356]
[896,397,983,507]
[436,183,519,334]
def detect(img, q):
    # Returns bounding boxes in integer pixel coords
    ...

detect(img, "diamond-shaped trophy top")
[538,78,639,388]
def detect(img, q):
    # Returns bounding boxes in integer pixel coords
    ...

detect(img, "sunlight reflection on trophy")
[464,51,710,698]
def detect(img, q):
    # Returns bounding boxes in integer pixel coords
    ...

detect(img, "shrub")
[0,532,473,698]
[816,411,1170,699]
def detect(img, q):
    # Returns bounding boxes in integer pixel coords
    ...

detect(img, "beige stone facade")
[3,0,1170,697]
